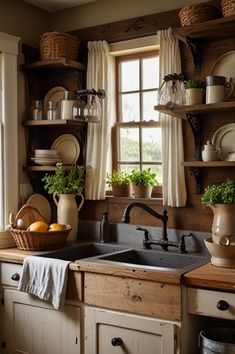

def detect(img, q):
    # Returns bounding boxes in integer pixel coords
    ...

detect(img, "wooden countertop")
[183,263,235,292]
[0,247,80,271]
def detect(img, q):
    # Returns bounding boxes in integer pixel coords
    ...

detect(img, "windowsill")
[106,195,163,205]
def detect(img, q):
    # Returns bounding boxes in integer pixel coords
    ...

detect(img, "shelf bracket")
[186,36,202,74]
[190,167,202,194]
[186,113,201,161]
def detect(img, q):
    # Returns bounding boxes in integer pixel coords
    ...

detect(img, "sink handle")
[136,226,152,249]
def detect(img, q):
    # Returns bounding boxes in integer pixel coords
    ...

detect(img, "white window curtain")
[85,40,115,200]
[159,28,187,207]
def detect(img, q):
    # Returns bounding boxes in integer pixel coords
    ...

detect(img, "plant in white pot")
[106,171,132,197]
[201,179,235,246]
[42,163,86,241]
[185,79,206,105]
[129,168,158,198]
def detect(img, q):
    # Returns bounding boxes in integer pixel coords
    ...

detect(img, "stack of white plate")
[31,149,61,166]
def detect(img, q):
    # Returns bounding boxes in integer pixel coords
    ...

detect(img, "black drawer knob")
[111,337,123,347]
[217,300,229,311]
[11,273,20,281]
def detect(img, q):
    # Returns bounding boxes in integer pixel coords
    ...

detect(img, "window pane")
[120,164,140,173]
[142,127,162,161]
[120,60,139,92]
[121,93,140,122]
[120,127,139,161]
[143,164,162,184]
[142,90,159,121]
[142,57,159,89]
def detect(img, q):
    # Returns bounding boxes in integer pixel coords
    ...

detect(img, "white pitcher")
[53,193,84,241]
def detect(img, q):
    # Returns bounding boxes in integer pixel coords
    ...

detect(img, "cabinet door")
[4,289,81,354]
[85,306,179,354]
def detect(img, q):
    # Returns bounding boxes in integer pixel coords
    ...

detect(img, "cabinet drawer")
[84,273,181,321]
[187,287,235,320]
[1,263,22,287]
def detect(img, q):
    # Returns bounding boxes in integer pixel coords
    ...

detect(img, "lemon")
[28,221,49,232]
[49,223,65,231]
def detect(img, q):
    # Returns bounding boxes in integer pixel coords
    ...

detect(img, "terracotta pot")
[112,183,132,197]
[211,204,235,245]
[132,183,153,198]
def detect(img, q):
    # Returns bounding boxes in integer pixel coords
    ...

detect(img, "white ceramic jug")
[53,192,84,241]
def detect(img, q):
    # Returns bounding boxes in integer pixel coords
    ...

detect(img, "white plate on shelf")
[212,123,235,160]
[26,194,51,225]
[43,86,66,114]
[30,157,61,165]
[210,51,235,100]
[51,134,80,165]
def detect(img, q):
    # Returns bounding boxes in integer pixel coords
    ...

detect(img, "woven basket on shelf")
[38,31,80,61]
[6,225,71,251]
[221,0,235,17]
[179,5,219,26]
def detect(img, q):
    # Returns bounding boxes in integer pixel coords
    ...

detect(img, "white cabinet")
[84,306,180,354]
[3,289,81,354]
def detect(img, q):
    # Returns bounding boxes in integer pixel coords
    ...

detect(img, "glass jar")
[31,100,43,120]
[73,96,86,121]
[46,101,57,120]
[61,91,76,120]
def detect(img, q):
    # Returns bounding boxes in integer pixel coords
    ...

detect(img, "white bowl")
[205,238,235,268]
[34,149,58,157]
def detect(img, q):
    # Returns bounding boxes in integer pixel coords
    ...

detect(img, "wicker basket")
[6,225,71,251]
[38,31,80,61]
[179,5,219,26]
[221,0,235,17]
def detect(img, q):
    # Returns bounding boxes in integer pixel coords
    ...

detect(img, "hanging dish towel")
[18,256,70,310]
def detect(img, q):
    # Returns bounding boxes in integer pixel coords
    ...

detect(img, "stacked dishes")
[31,149,61,166]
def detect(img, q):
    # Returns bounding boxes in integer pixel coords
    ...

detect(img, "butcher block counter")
[183,263,235,292]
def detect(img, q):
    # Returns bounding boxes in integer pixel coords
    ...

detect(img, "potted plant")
[42,163,86,241]
[106,171,132,197]
[129,168,158,198]
[184,79,206,105]
[201,179,235,245]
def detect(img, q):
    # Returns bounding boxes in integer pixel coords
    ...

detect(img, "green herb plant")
[201,179,235,206]
[106,171,130,187]
[42,163,86,195]
[184,80,206,90]
[129,168,158,187]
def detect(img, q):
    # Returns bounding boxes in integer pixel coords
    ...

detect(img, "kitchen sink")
[41,243,128,262]
[94,249,208,272]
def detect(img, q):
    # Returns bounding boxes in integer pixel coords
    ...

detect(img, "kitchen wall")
[0,0,50,45]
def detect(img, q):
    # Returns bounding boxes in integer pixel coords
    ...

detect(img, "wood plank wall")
[78,0,235,232]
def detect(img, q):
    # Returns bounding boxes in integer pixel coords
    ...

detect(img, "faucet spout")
[122,202,168,244]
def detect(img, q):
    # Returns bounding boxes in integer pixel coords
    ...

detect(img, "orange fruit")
[49,223,65,231]
[28,221,49,232]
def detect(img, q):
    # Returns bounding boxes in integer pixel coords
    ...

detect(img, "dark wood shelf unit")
[173,15,235,42]
[182,161,235,167]
[21,58,86,74]
[23,119,86,127]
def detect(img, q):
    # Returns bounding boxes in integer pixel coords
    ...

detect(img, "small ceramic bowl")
[225,151,235,161]
[204,238,235,268]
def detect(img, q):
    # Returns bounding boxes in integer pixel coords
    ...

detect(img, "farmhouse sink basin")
[90,248,208,272]
[41,243,128,262]
[99,250,206,269]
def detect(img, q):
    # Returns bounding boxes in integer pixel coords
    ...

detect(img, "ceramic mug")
[206,81,233,104]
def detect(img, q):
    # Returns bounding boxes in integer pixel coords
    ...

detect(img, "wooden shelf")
[21,58,86,74]
[173,15,235,42]
[182,161,235,167]
[24,165,73,172]
[154,101,235,119]
[22,119,86,127]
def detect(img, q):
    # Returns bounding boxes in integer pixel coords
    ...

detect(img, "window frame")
[112,50,162,196]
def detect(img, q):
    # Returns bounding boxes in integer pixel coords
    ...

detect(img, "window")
[114,51,162,185]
